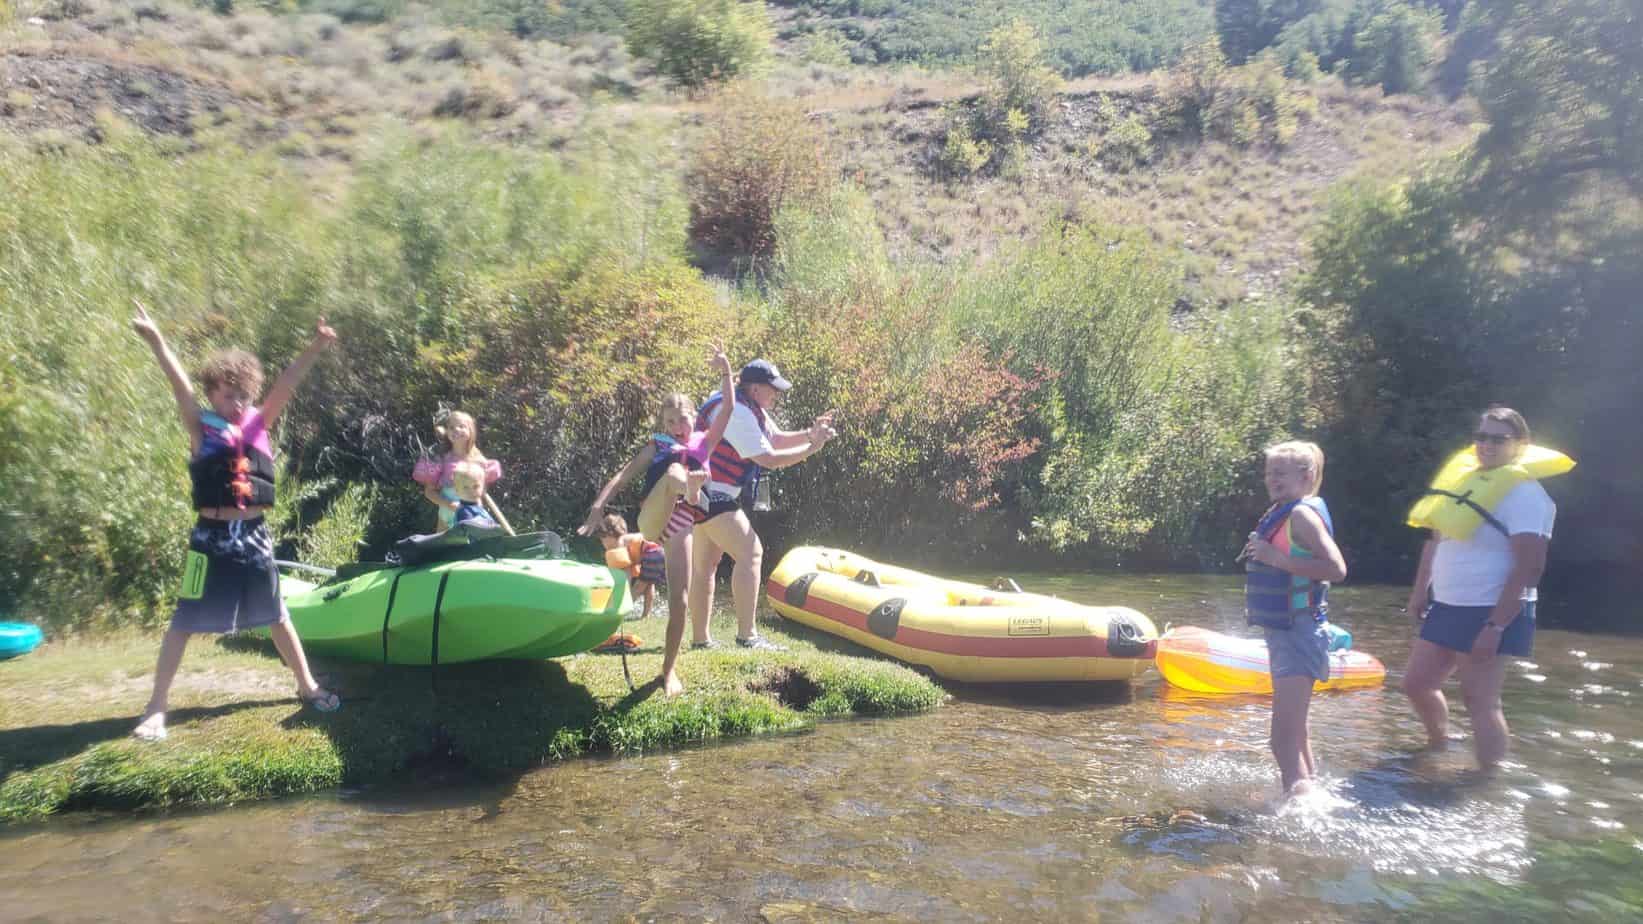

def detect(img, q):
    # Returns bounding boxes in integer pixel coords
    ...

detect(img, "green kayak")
[276,532,629,665]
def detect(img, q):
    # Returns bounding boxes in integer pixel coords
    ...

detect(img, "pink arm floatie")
[412,458,448,486]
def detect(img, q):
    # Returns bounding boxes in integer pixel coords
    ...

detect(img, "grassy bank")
[0,606,944,825]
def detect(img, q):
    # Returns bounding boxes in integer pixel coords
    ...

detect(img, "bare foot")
[661,669,685,697]
[685,470,708,507]
[133,711,168,741]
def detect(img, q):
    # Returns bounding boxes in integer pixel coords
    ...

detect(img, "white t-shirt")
[707,402,773,500]
[1431,480,1556,606]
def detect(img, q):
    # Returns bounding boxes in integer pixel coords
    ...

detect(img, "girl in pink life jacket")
[576,343,735,697]
[411,411,502,531]
[687,359,837,654]
[129,301,342,742]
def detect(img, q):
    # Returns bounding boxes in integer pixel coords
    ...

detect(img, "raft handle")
[854,569,881,588]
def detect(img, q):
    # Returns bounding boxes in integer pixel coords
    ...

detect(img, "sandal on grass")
[298,688,342,713]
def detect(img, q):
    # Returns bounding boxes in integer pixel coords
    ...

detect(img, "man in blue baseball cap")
[686,358,834,658]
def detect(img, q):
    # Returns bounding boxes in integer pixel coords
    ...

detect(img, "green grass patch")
[0,607,943,824]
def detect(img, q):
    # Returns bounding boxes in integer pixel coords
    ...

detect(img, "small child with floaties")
[593,513,663,622]
[412,411,502,531]
[1241,440,1347,795]
[129,301,342,742]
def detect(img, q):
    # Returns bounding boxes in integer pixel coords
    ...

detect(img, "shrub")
[975,19,1062,137]
[939,111,993,178]
[624,0,773,88]
[296,483,377,568]
[1164,42,1310,148]
[685,83,836,259]
[1032,300,1302,556]
[1160,38,1230,137]
[1091,114,1154,172]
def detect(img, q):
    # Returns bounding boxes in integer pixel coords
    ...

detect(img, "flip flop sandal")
[299,688,342,713]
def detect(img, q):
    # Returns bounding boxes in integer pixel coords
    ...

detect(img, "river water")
[3,574,1640,921]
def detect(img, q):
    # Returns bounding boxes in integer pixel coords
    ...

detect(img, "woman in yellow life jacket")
[1242,441,1348,795]
[1402,407,1573,771]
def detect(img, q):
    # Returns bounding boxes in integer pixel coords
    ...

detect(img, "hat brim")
[769,376,793,391]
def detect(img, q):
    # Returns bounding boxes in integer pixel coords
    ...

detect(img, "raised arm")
[262,316,337,429]
[699,343,736,455]
[575,443,659,536]
[131,299,201,451]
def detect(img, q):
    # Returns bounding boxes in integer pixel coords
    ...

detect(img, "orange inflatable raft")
[1155,626,1385,694]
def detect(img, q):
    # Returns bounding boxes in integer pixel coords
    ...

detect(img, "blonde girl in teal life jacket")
[1242,440,1348,796]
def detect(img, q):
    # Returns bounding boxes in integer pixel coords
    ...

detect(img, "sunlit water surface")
[4,575,1640,921]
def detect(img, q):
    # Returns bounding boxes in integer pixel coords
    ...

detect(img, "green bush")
[1032,300,1301,554]
[939,112,994,178]
[1162,42,1310,147]
[975,19,1062,137]
[1090,113,1155,172]
[624,0,772,88]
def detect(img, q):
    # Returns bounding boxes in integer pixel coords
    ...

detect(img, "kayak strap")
[429,572,451,693]
[380,570,407,665]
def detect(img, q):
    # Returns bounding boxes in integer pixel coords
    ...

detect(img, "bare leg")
[1402,639,1461,749]
[1271,674,1316,793]
[695,509,761,640]
[269,617,329,700]
[1458,655,1511,770]
[134,628,191,739]
[659,529,692,696]
[688,528,724,646]
[733,532,762,640]
[637,463,689,540]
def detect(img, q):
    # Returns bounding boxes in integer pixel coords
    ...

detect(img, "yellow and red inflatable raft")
[1155,626,1386,694]
[766,547,1158,682]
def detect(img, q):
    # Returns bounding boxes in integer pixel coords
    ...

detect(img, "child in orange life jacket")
[594,514,663,621]
[1241,440,1347,796]
[412,411,501,531]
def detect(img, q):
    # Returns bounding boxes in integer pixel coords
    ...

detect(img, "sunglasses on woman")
[1473,432,1517,445]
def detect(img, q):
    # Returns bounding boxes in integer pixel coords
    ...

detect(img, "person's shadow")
[0,699,290,784]
[2,635,610,818]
